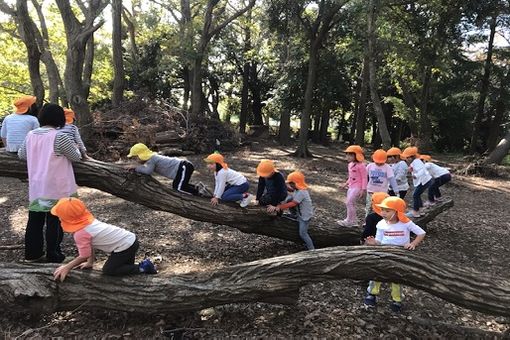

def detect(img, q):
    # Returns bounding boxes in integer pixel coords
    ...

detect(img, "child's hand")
[210,197,219,206]
[404,242,416,250]
[76,262,93,270]
[53,265,71,282]
[365,236,378,246]
[267,205,280,213]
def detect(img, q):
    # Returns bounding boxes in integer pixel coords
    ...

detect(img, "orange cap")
[344,145,365,162]
[13,95,36,114]
[286,171,308,190]
[372,149,387,163]
[386,147,402,157]
[420,154,432,162]
[401,146,418,159]
[204,153,228,169]
[50,197,95,233]
[64,108,75,124]
[256,159,276,177]
[371,192,390,216]
[376,196,410,223]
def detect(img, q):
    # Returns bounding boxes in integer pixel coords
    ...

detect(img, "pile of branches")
[86,98,240,161]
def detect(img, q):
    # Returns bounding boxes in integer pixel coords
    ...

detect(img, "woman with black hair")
[18,103,82,263]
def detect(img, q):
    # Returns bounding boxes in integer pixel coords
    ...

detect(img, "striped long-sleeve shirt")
[18,127,82,162]
[59,123,87,155]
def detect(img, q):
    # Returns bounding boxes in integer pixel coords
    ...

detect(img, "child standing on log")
[267,171,315,250]
[337,145,367,227]
[59,108,88,159]
[364,196,426,312]
[1,95,39,152]
[204,152,254,207]
[420,155,451,206]
[51,197,157,282]
[128,143,200,196]
[401,147,432,217]
[255,160,287,207]
[365,149,399,216]
[361,192,389,243]
[386,147,409,199]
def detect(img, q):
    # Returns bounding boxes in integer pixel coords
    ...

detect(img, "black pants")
[428,173,451,201]
[25,211,65,263]
[102,239,140,276]
[258,192,287,206]
[388,190,408,199]
[172,161,199,195]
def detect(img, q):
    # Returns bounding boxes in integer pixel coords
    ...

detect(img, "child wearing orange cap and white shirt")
[267,171,315,250]
[59,108,88,158]
[364,196,426,312]
[365,149,399,216]
[255,160,287,207]
[1,95,39,152]
[337,145,367,227]
[420,155,451,206]
[51,197,157,282]
[204,152,254,207]
[401,147,432,217]
[386,147,409,199]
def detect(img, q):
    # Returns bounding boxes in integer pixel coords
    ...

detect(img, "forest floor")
[1,140,510,339]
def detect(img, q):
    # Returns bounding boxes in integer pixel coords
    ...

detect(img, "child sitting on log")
[1,95,39,152]
[59,108,88,159]
[51,197,157,282]
[128,143,203,196]
[361,192,389,243]
[267,171,315,250]
[401,147,432,217]
[364,196,426,312]
[204,152,254,207]
[255,160,287,207]
[420,155,451,206]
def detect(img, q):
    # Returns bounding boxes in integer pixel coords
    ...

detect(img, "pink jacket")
[347,162,367,190]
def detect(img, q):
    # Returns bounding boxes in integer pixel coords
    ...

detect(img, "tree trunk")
[484,130,510,165]
[418,66,433,151]
[295,42,318,158]
[355,56,369,145]
[112,0,125,107]
[312,110,321,143]
[319,106,330,145]
[239,61,250,134]
[1,246,509,317]
[0,152,452,247]
[191,54,204,117]
[486,69,510,151]
[249,61,264,126]
[182,66,191,112]
[470,15,497,154]
[367,0,391,149]
[279,108,292,145]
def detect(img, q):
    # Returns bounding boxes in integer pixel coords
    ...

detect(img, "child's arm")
[17,139,27,160]
[388,176,399,194]
[404,234,425,250]
[135,157,156,175]
[267,200,298,213]
[55,133,81,162]
[212,170,227,200]
[360,163,368,191]
[53,255,90,282]
[256,177,265,201]
[72,125,87,156]
[77,248,94,269]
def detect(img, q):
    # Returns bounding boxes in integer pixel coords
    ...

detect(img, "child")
[365,149,399,216]
[364,196,426,312]
[59,108,88,158]
[128,143,200,196]
[337,145,367,227]
[255,159,287,206]
[420,155,451,205]
[204,153,254,207]
[1,95,39,152]
[267,171,315,250]
[361,192,389,243]
[51,197,157,282]
[401,147,432,217]
[18,103,81,263]
[386,147,409,199]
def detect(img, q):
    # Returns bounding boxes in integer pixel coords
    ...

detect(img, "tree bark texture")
[484,129,510,165]
[112,0,125,107]
[418,66,433,151]
[1,246,509,317]
[0,152,452,248]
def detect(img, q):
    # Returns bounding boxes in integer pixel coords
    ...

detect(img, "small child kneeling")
[51,197,157,282]
[364,196,426,312]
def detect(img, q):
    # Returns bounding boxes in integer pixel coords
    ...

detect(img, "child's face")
[345,153,355,162]
[287,182,296,191]
[387,156,396,164]
[380,207,398,222]
[207,163,216,171]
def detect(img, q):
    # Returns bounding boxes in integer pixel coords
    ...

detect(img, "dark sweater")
[256,172,288,206]
[361,212,383,241]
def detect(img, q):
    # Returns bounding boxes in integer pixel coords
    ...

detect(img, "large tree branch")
[207,0,255,38]
[0,0,15,15]
[1,247,509,317]
[0,152,452,248]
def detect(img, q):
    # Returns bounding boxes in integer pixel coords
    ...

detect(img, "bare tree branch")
[208,0,256,38]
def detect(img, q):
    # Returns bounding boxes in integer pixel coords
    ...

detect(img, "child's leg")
[390,283,402,303]
[427,178,438,202]
[173,162,199,195]
[367,281,381,296]
[413,184,424,210]
[399,190,407,199]
[298,218,315,250]
[45,212,65,263]
[345,188,360,223]
[25,211,46,260]
[102,240,140,276]
[364,192,373,217]
[220,182,249,202]
[435,174,451,199]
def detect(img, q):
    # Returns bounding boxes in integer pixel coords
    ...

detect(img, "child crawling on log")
[363,196,426,313]
[51,197,157,282]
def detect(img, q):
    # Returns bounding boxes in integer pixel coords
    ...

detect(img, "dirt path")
[1,141,509,338]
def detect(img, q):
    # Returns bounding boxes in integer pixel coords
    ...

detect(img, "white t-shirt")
[213,168,247,198]
[410,158,432,186]
[375,219,426,246]
[425,162,449,178]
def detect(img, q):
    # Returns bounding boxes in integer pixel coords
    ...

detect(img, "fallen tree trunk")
[0,151,452,247]
[1,246,509,317]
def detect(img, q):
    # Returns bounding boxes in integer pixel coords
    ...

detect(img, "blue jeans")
[298,217,315,250]
[413,180,431,211]
[428,174,451,201]
[221,181,249,202]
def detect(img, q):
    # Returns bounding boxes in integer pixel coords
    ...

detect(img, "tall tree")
[112,0,125,106]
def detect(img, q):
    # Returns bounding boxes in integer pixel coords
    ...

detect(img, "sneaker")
[390,301,402,313]
[196,182,213,197]
[405,210,422,218]
[364,294,377,308]
[336,219,358,227]
[139,258,158,274]
[423,201,435,207]
[435,197,444,202]
[24,255,47,263]
[240,194,255,208]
